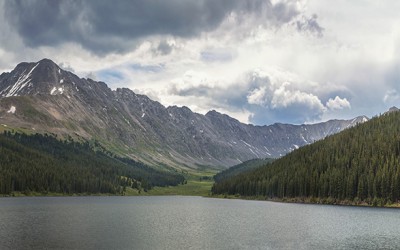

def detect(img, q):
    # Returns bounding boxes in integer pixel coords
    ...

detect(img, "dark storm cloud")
[3,0,311,55]
[3,0,240,54]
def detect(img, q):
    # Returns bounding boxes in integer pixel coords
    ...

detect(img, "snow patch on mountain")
[300,134,308,143]
[241,140,253,148]
[50,86,64,95]
[50,87,57,95]
[6,63,39,97]
[7,106,16,114]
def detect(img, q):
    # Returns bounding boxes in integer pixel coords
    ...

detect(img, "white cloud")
[247,86,268,106]
[326,96,351,110]
[1,0,400,125]
[160,67,334,124]
[271,82,325,110]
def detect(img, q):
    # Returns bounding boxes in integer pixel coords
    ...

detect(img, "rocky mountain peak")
[36,58,59,69]
[0,59,115,100]
[385,106,399,114]
[352,115,369,124]
[0,58,68,97]
[205,110,222,117]
[13,58,60,77]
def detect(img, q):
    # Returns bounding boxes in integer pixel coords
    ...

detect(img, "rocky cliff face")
[0,59,369,169]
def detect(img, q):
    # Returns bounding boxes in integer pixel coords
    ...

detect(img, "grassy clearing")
[125,168,218,197]
[144,179,214,196]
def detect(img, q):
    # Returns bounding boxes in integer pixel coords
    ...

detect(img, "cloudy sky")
[0,0,399,125]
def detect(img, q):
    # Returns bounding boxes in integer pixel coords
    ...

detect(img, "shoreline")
[209,194,400,208]
[3,191,400,209]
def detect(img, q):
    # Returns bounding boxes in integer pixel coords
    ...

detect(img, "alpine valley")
[0,59,369,171]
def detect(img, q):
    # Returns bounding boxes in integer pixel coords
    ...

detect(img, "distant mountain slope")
[212,109,400,206]
[214,158,274,183]
[0,132,184,195]
[0,59,368,169]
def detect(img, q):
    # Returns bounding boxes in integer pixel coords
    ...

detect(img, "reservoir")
[0,196,399,249]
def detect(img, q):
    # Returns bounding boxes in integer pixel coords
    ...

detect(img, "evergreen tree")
[0,132,184,195]
[212,111,400,205]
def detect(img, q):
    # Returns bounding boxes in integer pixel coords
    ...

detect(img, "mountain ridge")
[0,59,370,169]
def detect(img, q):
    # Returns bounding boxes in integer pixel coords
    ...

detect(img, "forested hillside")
[0,132,184,195]
[214,158,273,183]
[212,111,400,206]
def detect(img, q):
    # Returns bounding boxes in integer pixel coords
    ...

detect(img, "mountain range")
[0,59,369,169]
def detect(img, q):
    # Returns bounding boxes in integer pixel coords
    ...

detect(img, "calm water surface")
[0,196,399,249]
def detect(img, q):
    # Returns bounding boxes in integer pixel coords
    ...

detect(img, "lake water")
[0,196,399,250]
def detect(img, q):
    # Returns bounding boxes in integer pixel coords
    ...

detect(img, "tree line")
[0,132,184,195]
[212,111,400,206]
